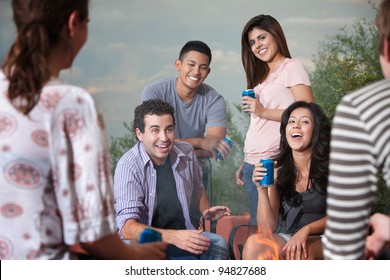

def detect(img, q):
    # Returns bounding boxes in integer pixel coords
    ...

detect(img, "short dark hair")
[133,99,176,136]
[376,0,390,55]
[178,40,212,64]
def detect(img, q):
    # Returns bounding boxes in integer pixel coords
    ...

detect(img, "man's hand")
[365,213,390,259]
[168,229,211,255]
[202,206,231,221]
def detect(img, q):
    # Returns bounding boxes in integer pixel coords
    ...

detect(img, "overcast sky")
[0,0,381,139]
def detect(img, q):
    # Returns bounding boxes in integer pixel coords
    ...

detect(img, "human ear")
[67,10,80,38]
[175,59,182,71]
[135,128,143,142]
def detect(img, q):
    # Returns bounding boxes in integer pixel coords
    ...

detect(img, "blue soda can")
[216,137,234,161]
[259,158,274,187]
[138,228,162,243]
[242,89,255,99]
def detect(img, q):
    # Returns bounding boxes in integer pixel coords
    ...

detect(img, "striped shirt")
[323,79,390,259]
[114,140,203,237]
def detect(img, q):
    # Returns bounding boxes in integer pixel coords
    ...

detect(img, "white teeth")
[188,76,199,81]
[157,144,168,149]
[291,133,302,138]
[260,49,267,54]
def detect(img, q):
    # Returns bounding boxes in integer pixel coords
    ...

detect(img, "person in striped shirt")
[322,0,390,259]
[114,99,231,260]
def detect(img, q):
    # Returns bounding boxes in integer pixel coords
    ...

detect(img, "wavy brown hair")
[2,0,89,115]
[241,15,291,89]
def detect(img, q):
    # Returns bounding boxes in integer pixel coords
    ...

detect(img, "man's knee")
[203,232,228,249]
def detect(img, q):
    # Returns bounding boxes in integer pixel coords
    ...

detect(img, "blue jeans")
[166,232,229,260]
[242,162,258,225]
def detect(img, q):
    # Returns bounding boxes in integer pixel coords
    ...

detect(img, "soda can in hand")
[242,89,255,99]
[138,228,162,243]
[216,137,234,162]
[242,89,255,111]
[259,158,274,187]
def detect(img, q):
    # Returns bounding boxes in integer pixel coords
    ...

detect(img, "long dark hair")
[2,0,89,115]
[273,101,331,205]
[241,14,291,89]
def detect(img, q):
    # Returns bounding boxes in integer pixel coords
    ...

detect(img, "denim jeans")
[191,158,212,229]
[242,162,258,225]
[166,232,229,260]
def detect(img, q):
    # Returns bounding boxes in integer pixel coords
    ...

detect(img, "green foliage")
[109,121,136,174]
[310,17,388,214]
[211,104,250,215]
[373,175,390,214]
[311,18,382,119]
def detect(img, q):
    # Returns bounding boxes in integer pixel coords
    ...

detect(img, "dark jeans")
[242,162,258,225]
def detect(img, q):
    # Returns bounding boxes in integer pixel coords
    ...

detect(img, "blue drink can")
[216,137,234,161]
[242,89,255,99]
[259,158,274,187]
[138,228,162,243]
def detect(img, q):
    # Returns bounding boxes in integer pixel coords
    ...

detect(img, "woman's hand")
[282,226,310,260]
[252,162,267,187]
[242,96,265,117]
[235,162,244,186]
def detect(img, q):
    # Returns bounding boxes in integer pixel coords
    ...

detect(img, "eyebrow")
[289,115,313,120]
[186,59,209,67]
[148,124,174,129]
[249,33,266,41]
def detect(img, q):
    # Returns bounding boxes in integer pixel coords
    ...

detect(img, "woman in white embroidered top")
[0,0,166,260]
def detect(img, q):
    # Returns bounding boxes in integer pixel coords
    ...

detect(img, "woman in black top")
[243,101,331,260]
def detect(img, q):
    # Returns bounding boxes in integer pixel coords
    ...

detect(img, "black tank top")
[276,185,326,235]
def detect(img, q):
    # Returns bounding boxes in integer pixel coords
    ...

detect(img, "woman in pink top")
[235,15,314,225]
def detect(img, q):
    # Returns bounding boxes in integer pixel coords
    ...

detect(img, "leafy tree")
[211,104,249,215]
[311,18,382,119]
[109,121,136,175]
[310,17,388,214]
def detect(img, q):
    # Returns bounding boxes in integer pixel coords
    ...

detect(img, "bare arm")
[253,164,280,232]
[243,84,314,122]
[177,126,226,159]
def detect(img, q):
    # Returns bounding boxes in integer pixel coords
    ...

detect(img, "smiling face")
[136,113,175,165]
[248,27,280,63]
[286,108,314,153]
[175,50,210,93]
